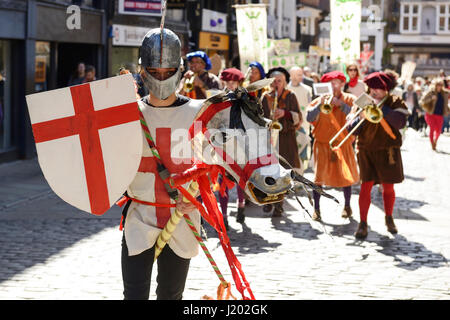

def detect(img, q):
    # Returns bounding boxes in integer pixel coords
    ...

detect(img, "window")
[401,3,420,33]
[437,4,450,33]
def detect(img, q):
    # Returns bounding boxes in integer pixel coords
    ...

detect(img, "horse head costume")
[189,86,293,205]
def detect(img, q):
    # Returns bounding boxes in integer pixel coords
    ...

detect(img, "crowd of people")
[64,25,449,300]
[67,48,450,239]
[64,28,449,299]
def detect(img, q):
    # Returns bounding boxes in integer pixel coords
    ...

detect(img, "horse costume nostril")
[264,177,277,186]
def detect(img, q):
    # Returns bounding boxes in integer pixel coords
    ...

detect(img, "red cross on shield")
[26,74,143,215]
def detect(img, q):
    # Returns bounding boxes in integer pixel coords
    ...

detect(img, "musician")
[350,71,408,239]
[306,71,360,221]
[178,50,221,99]
[121,28,200,300]
[261,67,302,217]
[248,61,266,99]
[217,68,248,225]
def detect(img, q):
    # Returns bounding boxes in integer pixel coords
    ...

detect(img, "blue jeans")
[442,115,450,133]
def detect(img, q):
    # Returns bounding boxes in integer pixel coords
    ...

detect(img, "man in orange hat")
[306,71,360,221]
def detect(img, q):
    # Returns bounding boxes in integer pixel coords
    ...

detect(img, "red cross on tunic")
[31,83,139,215]
[138,127,193,229]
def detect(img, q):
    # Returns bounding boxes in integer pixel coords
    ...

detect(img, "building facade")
[0,0,108,162]
[387,0,450,76]
[108,0,189,77]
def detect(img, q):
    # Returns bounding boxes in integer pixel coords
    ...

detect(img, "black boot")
[272,202,284,217]
[236,207,245,224]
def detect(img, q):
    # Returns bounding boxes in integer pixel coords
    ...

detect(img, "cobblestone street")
[1,128,449,300]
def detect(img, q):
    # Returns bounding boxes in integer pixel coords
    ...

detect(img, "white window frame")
[400,2,421,34]
[436,2,450,34]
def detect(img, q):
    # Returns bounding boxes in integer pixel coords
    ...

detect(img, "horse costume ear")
[234,87,268,127]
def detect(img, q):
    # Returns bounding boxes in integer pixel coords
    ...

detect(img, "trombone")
[329,95,387,151]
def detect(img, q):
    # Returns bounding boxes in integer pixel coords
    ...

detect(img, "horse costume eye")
[210,130,231,146]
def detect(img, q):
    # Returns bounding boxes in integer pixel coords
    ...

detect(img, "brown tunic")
[262,89,301,169]
[356,94,408,184]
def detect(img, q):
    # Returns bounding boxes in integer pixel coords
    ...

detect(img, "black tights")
[121,235,191,300]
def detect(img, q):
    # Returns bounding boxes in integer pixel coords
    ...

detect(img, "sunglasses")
[348,69,357,71]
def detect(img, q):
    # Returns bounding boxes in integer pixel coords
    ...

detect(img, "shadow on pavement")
[321,217,360,237]
[203,220,282,255]
[404,174,426,182]
[369,189,429,221]
[270,215,323,240]
[347,229,448,271]
[0,198,121,284]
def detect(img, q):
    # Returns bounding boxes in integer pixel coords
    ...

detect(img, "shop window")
[35,42,50,92]
[0,41,12,151]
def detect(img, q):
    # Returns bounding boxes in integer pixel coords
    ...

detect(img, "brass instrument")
[329,95,387,151]
[242,67,252,88]
[269,91,283,148]
[183,73,196,92]
[270,91,283,131]
[320,95,333,114]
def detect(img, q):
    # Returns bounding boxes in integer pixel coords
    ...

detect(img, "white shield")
[26,74,143,215]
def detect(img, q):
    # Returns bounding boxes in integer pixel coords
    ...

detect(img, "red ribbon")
[168,164,255,300]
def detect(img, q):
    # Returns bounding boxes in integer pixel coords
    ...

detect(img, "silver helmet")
[140,28,182,100]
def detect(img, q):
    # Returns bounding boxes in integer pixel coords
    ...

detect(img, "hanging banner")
[268,52,307,70]
[118,0,162,16]
[330,0,361,65]
[400,61,417,82]
[235,4,268,72]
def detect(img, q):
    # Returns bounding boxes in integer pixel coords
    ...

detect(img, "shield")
[26,74,143,215]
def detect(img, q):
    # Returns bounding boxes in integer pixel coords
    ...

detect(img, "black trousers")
[121,235,191,300]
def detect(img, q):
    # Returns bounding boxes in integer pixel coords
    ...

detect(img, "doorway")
[57,42,99,88]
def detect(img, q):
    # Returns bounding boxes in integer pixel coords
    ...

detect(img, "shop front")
[109,20,189,77]
[0,0,27,162]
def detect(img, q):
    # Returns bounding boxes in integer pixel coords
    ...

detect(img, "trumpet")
[320,95,333,114]
[329,95,387,150]
[183,73,196,92]
[270,91,283,131]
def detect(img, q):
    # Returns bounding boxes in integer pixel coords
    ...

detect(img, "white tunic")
[287,82,312,132]
[124,98,204,259]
